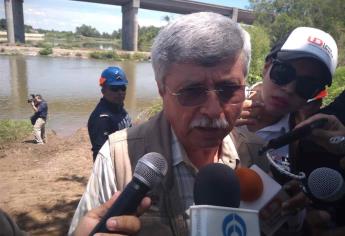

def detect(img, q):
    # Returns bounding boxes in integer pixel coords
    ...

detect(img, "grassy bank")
[0,119,32,144]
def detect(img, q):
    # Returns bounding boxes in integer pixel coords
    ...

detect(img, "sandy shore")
[0,128,93,235]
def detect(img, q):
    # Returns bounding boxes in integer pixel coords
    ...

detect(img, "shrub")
[89,50,120,60]
[324,66,345,105]
[39,47,53,56]
[0,119,32,144]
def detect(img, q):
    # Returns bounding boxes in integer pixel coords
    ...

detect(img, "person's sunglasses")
[109,85,127,92]
[269,59,325,100]
[166,83,245,107]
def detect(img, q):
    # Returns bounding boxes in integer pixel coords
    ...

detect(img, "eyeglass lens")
[109,85,126,92]
[175,83,245,106]
[269,60,324,99]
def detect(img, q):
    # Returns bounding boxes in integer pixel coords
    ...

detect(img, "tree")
[248,0,345,64]
[244,25,270,85]
[0,19,6,30]
[138,25,160,51]
[75,24,100,37]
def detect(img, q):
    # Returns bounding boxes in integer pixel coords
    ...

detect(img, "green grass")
[135,99,162,123]
[39,47,53,56]
[89,50,121,60]
[0,119,32,144]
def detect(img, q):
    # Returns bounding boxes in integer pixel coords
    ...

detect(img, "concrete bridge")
[4,0,255,51]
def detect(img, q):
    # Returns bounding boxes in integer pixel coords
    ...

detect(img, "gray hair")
[151,12,251,87]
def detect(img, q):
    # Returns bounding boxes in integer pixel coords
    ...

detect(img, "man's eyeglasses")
[166,83,245,107]
[109,85,127,92]
[269,59,325,100]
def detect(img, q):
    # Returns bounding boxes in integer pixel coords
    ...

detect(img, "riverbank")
[0,44,150,60]
[0,128,92,235]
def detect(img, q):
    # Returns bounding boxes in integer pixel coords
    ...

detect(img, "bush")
[39,47,53,56]
[89,50,120,60]
[324,66,345,105]
[0,119,32,144]
[135,99,162,123]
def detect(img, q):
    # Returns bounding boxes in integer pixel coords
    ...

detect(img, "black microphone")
[259,118,328,155]
[89,152,168,235]
[194,163,241,208]
[305,167,345,204]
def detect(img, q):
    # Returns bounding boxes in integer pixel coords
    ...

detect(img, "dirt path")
[0,128,93,235]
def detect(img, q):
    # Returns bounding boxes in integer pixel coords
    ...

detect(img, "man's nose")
[280,80,297,94]
[200,91,223,118]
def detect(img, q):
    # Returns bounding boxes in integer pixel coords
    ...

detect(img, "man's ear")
[157,81,164,97]
[263,59,272,77]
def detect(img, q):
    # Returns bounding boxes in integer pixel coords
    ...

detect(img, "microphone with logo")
[190,163,260,236]
[235,165,292,236]
[89,152,168,235]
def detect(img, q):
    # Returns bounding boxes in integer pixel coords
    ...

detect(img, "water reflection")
[0,55,160,136]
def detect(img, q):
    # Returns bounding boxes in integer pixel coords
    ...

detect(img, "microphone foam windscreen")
[235,167,264,202]
[134,152,168,188]
[308,167,345,202]
[194,163,241,208]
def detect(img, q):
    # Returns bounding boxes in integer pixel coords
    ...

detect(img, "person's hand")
[74,192,151,236]
[281,180,311,216]
[306,209,345,236]
[294,114,345,154]
[235,98,264,127]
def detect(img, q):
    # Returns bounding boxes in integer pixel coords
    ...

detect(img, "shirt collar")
[170,128,239,169]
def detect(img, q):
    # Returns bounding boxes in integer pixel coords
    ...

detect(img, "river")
[0,55,160,136]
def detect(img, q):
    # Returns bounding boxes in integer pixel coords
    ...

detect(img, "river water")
[0,55,160,136]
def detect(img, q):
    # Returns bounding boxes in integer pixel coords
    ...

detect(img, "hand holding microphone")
[74,192,151,236]
[295,114,345,155]
[89,152,168,235]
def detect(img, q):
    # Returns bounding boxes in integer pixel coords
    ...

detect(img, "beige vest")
[108,111,239,236]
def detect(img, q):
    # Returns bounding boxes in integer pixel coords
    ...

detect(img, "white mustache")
[190,117,229,129]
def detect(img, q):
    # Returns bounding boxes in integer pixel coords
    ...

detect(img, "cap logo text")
[307,36,333,58]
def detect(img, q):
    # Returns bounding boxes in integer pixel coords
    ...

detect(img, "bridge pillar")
[122,0,139,51]
[4,0,25,44]
[232,7,238,22]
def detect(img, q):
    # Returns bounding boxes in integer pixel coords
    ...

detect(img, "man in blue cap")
[88,66,132,162]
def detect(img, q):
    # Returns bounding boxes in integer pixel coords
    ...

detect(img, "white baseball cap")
[267,27,338,86]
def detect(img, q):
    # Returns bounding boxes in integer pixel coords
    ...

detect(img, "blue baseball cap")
[99,66,128,86]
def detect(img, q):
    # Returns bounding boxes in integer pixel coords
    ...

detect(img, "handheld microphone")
[194,163,241,208]
[89,152,168,235]
[191,163,260,236]
[235,167,264,202]
[306,167,345,203]
[259,118,327,155]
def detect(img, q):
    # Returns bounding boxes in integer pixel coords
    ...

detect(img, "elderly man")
[69,12,251,235]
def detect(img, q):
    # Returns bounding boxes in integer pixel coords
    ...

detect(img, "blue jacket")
[87,98,132,161]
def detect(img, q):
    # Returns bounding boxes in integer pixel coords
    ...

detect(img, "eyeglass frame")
[269,58,326,100]
[165,82,246,107]
[108,85,127,92]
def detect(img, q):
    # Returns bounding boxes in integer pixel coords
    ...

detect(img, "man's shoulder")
[108,112,165,143]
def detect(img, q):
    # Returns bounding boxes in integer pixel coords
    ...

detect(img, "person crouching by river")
[30,94,48,144]
[88,66,132,162]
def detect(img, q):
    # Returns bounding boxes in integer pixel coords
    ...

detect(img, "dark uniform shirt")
[37,100,48,119]
[87,98,132,161]
[31,100,48,125]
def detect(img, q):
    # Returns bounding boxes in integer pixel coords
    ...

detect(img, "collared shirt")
[255,114,290,158]
[171,129,239,211]
[68,126,239,235]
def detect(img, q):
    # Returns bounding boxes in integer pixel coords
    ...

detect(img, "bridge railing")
[0,31,45,42]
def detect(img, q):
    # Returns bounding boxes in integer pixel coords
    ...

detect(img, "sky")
[0,0,250,33]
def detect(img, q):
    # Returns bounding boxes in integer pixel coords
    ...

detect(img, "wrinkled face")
[103,85,126,105]
[161,57,246,150]
[262,58,325,116]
